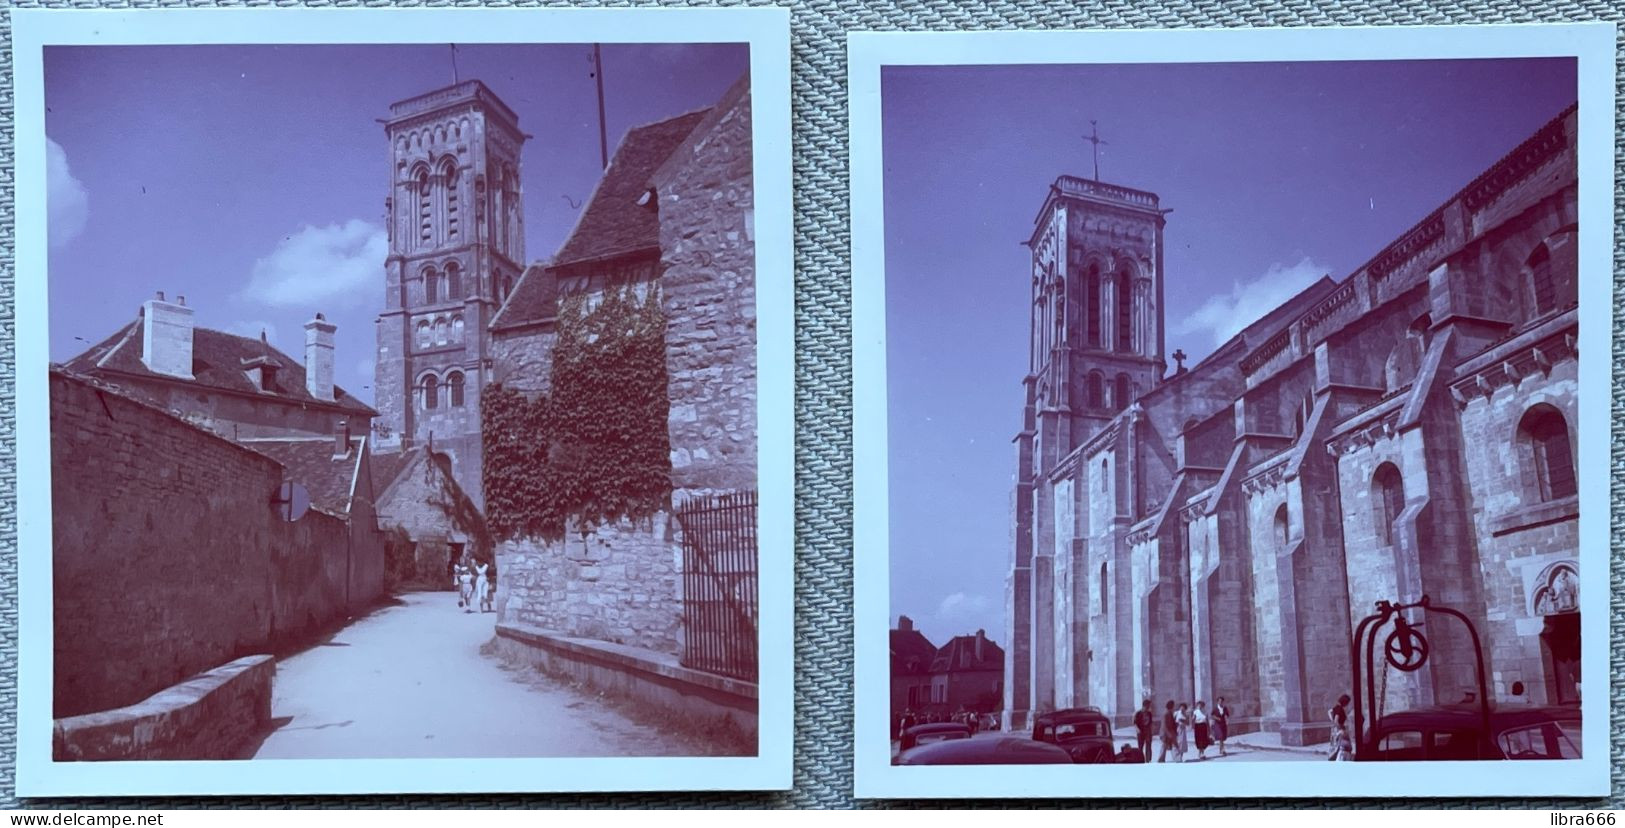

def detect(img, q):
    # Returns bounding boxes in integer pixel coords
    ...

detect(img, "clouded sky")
[883,59,1576,646]
[44,43,748,401]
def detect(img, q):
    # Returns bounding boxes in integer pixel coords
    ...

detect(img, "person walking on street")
[1175,703,1191,762]
[1158,700,1179,763]
[1328,693,1353,761]
[1133,699,1155,764]
[1193,701,1211,760]
[1212,697,1231,757]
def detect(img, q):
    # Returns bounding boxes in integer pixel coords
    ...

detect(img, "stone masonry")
[1009,105,1585,745]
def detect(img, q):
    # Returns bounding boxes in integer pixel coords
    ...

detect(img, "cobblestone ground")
[252,591,701,759]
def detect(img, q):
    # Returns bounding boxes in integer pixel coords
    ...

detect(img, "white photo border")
[850,23,1616,800]
[13,6,793,797]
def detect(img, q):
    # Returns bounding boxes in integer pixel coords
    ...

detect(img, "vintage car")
[1361,705,1580,761]
[1032,707,1118,764]
[898,736,1073,765]
[897,722,974,753]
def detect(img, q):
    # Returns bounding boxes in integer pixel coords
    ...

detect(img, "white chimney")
[141,292,194,379]
[304,313,337,402]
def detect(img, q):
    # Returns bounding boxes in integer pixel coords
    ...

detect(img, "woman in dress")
[1211,696,1231,757]
[475,559,492,612]
[1193,700,1211,760]
[1328,693,1353,761]
[458,563,476,613]
[1175,702,1191,763]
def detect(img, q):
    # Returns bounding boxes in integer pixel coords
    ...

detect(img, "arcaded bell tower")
[374,80,527,510]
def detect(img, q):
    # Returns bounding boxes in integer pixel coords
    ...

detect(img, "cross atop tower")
[1084,120,1108,181]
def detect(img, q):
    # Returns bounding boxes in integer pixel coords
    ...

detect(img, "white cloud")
[47,138,88,248]
[936,592,993,622]
[1175,257,1330,348]
[226,320,279,345]
[239,219,385,310]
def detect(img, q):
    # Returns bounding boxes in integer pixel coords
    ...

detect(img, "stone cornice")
[1240,327,1292,375]
[1239,451,1292,496]
[1367,209,1445,281]
[1301,279,1358,329]
[1325,403,1404,457]
[1447,315,1579,408]
[1461,109,1570,212]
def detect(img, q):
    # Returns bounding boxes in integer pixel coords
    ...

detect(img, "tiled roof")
[551,109,709,268]
[242,437,365,516]
[62,318,376,417]
[489,262,557,332]
[929,634,1005,674]
[891,627,938,676]
[369,449,411,502]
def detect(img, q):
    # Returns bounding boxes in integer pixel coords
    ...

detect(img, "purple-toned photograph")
[880,57,1589,769]
[42,39,760,765]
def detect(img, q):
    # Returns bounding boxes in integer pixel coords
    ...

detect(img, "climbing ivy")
[482,283,671,542]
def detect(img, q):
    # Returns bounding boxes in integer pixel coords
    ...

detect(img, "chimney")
[304,313,337,402]
[975,628,986,663]
[898,615,913,632]
[141,291,195,379]
[333,419,351,459]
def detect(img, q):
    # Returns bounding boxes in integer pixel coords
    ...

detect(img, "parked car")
[1032,707,1118,764]
[1361,705,1580,761]
[898,736,1074,765]
[897,722,973,753]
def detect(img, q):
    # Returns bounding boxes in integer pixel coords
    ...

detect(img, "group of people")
[1132,697,1231,763]
[894,709,995,737]
[452,557,494,614]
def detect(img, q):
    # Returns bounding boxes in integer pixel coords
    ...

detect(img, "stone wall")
[494,513,682,656]
[51,371,378,718]
[53,655,273,761]
[654,79,757,500]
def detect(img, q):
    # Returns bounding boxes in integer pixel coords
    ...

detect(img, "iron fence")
[675,490,758,682]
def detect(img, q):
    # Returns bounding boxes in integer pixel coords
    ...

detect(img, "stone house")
[1007,103,1582,745]
[928,630,1005,716]
[890,616,937,719]
[372,444,488,587]
[489,73,757,664]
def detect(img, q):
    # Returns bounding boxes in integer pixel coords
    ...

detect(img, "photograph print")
[16,7,792,796]
[853,24,1613,798]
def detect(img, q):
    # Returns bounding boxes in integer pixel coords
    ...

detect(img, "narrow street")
[251,591,698,760]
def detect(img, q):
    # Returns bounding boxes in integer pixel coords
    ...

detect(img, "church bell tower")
[1006,148,1167,729]
[374,80,527,510]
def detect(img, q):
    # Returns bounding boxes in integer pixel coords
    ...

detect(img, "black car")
[1032,707,1118,764]
[898,736,1073,765]
[897,722,973,753]
[1362,705,1580,761]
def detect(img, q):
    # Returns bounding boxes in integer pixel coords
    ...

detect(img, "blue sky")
[45,43,748,401]
[882,59,1577,646]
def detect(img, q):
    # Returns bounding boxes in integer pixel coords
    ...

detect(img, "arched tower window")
[1087,372,1104,409]
[442,159,460,241]
[448,371,466,408]
[1098,562,1109,616]
[433,318,448,346]
[452,315,465,342]
[416,320,431,350]
[1528,244,1556,316]
[1114,373,1131,412]
[1274,504,1290,550]
[1372,462,1404,546]
[423,267,439,305]
[446,262,462,301]
[1520,405,1576,502]
[1085,263,1102,347]
[415,166,432,246]
[1116,268,1133,353]
[422,374,439,410]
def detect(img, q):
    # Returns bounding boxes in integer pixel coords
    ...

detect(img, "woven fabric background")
[0,0,1620,810]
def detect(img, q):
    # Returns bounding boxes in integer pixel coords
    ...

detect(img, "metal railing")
[675,490,759,683]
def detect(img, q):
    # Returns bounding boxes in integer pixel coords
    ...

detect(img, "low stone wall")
[494,515,681,656]
[53,655,274,761]
[491,622,756,750]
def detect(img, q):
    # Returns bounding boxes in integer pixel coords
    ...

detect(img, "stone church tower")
[374,80,527,509]
[1007,173,1166,729]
